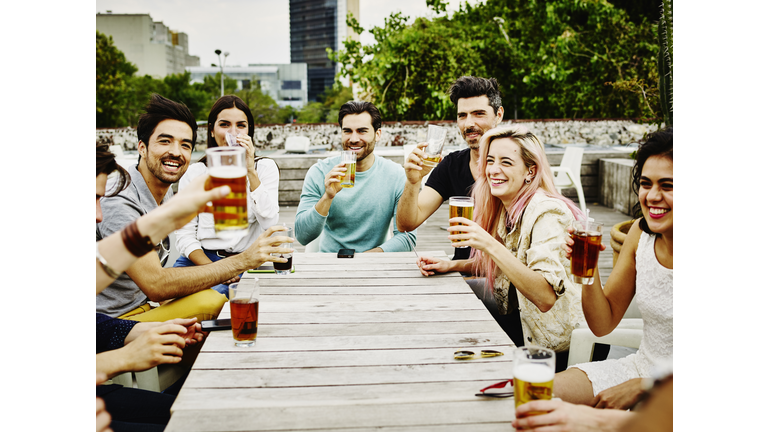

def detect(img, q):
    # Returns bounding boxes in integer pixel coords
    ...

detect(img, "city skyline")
[95,0,480,70]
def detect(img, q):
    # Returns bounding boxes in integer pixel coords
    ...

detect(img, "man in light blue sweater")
[295,101,416,253]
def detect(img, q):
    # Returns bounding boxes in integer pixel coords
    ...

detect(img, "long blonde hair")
[470,126,583,288]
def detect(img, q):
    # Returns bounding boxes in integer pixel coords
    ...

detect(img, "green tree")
[331,0,661,121]
[295,84,353,124]
[97,31,137,127]
[237,83,294,125]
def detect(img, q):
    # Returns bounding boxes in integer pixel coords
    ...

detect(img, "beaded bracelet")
[96,242,121,279]
[121,220,155,257]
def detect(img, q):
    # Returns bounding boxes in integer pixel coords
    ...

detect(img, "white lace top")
[572,231,673,394]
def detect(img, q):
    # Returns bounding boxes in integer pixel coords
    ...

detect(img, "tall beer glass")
[449,196,474,248]
[513,346,555,417]
[340,150,356,188]
[229,280,259,347]
[423,125,448,168]
[206,146,248,239]
[570,219,603,285]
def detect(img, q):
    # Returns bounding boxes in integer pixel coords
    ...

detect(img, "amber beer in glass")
[229,281,259,347]
[513,347,555,418]
[570,220,604,285]
[340,150,356,188]
[449,196,474,248]
[206,147,248,238]
[423,124,448,168]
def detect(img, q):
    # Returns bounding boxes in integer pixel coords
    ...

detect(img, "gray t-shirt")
[96,164,172,317]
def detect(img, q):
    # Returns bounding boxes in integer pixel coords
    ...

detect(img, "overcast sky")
[95,0,482,68]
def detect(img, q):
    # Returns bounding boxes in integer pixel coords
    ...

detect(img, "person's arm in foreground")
[124,225,292,302]
[417,256,473,276]
[123,317,204,347]
[449,216,557,312]
[512,399,634,431]
[96,174,231,293]
[96,373,112,432]
[396,142,443,232]
[96,321,190,379]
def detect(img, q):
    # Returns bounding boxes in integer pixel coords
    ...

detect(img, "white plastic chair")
[109,364,186,392]
[567,319,643,367]
[551,147,586,214]
[285,136,311,153]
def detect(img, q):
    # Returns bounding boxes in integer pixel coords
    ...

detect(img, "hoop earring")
[525,178,532,184]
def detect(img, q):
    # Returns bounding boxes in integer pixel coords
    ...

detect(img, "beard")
[145,153,188,184]
[462,127,483,149]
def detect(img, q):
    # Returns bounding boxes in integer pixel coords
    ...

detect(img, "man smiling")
[295,101,416,253]
[397,76,506,260]
[97,94,289,321]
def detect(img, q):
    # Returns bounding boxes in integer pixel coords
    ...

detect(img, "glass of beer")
[271,225,294,276]
[423,125,448,168]
[340,150,356,188]
[570,219,604,285]
[229,280,259,347]
[513,346,555,417]
[206,146,248,239]
[449,196,474,248]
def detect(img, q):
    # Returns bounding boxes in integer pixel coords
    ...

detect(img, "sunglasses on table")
[475,379,514,398]
[453,350,504,360]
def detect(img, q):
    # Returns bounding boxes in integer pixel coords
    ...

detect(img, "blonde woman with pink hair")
[417,125,584,371]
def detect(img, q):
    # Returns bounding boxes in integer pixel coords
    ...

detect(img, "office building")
[97,12,200,78]
[186,63,308,109]
[289,0,359,102]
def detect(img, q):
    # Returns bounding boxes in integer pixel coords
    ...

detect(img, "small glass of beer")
[513,346,555,416]
[340,150,357,188]
[570,219,604,285]
[449,196,474,248]
[229,280,259,347]
[423,125,448,168]
[206,146,248,239]
[271,225,294,276]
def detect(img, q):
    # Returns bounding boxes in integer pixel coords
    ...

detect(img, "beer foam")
[209,166,247,178]
[514,363,554,383]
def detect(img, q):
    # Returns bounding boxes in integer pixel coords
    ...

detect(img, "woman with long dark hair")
[553,128,673,410]
[173,95,280,292]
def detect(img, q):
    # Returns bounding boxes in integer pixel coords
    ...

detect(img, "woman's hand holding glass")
[447,217,497,252]
[560,225,607,260]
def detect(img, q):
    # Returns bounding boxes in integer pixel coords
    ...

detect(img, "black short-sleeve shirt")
[424,148,475,260]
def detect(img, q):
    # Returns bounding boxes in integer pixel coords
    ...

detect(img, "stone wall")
[97,119,658,151]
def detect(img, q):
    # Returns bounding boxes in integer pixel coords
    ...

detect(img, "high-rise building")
[289,0,359,102]
[97,12,200,78]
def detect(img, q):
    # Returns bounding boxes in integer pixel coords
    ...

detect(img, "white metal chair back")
[551,146,586,214]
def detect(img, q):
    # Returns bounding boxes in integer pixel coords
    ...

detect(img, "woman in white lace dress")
[553,128,673,410]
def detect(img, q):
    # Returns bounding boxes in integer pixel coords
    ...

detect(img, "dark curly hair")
[96,142,130,196]
[447,76,502,115]
[632,127,673,234]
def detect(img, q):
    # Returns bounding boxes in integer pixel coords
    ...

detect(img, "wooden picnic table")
[166,251,518,431]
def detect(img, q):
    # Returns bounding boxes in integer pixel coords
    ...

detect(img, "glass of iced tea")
[570,219,604,285]
[340,150,357,188]
[513,346,555,417]
[271,225,294,275]
[206,146,248,239]
[423,125,448,168]
[229,280,259,347]
[449,196,474,248]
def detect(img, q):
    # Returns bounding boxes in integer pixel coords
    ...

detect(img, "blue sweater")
[295,154,416,252]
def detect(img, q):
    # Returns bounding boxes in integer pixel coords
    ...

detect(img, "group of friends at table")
[95,76,673,432]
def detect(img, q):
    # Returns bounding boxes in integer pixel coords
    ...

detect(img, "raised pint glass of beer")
[423,124,448,168]
[449,196,474,248]
[271,225,294,276]
[570,219,604,285]
[229,280,259,347]
[340,150,357,188]
[513,346,555,417]
[206,146,248,239]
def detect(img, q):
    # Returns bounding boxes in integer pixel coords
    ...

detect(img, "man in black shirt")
[396,76,506,260]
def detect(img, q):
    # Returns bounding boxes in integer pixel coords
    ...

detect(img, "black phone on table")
[201,318,231,331]
[338,248,355,258]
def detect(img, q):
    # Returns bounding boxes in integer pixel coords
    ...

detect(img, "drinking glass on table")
[570,219,603,285]
[271,225,294,275]
[513,346,555,416]
[206,146,248,239]
[229,281,259,347]
[423,124,448,167]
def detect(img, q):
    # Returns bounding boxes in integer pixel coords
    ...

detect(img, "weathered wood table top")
[166,252,518,431]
